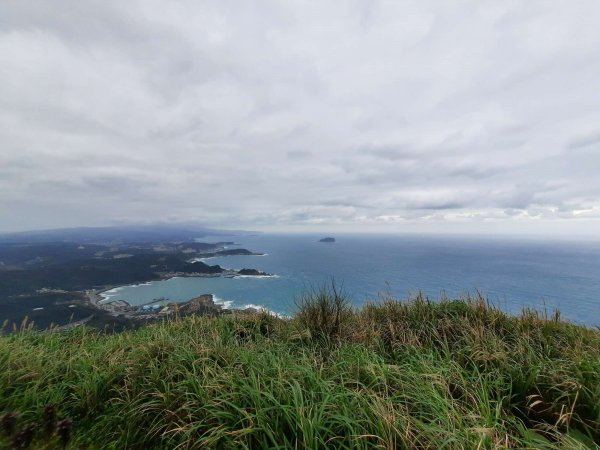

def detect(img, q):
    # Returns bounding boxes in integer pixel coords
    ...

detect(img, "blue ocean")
[102,233,600,326]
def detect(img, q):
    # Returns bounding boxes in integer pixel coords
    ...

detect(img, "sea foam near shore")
[212,295,233,309]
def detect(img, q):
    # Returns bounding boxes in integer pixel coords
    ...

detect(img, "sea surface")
[101,233,600,326]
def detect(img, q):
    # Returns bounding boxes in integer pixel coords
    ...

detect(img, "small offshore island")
[319,236,336,242]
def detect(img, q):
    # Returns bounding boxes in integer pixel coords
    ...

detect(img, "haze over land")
[1,2,600,237]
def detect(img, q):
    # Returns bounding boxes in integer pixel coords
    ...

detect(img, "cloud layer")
[1,1,600,235]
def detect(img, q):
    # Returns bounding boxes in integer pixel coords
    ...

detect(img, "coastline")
[78,241,278,324]
[191,251,267,262]
[88,270,276,318]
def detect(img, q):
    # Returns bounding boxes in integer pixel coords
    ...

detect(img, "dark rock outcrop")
[318,237,335,243]
[237,268,270,276]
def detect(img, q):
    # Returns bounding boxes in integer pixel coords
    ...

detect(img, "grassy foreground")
[1,291,599,449]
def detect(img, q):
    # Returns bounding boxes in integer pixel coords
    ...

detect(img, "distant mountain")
[0,224,252,244]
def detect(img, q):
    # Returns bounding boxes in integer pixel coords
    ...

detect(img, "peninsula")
[0,229,270,333]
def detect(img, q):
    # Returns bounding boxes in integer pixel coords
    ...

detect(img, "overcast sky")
[1,1,600,236]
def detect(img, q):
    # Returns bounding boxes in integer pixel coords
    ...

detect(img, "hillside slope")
[1,293,599,449]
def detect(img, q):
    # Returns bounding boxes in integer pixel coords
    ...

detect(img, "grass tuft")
[0,293,599,448]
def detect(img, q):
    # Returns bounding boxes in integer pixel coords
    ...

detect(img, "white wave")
[98,284,132,303]
[212,295,234,309]
[239,303,273,311]
[102,281,153,297]
[193,257,215,261]
[98,291,118,304]
[233,274,278,279]
[237,303,287,318]
[104,286,123,294]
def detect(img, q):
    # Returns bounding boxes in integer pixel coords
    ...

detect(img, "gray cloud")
[568,132,600,150]
[286,150,312,160]
[1,1,600,236]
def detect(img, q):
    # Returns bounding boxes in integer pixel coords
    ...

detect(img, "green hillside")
[1,290,599,449]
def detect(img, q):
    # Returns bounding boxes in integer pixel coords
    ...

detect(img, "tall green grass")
[1,290,599,449]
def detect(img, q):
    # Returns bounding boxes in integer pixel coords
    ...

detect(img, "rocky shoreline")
[95,292,265,325]
[0,236,273,333]
[88,268,273,325]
